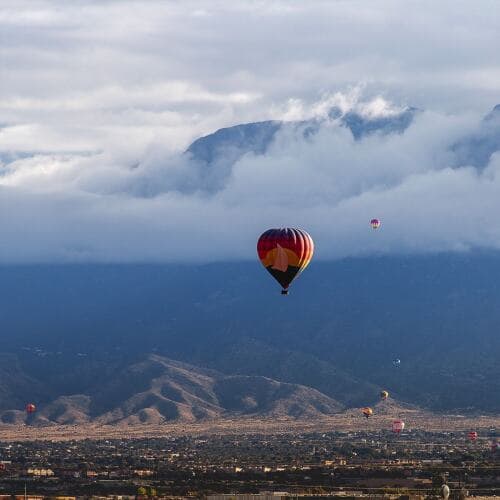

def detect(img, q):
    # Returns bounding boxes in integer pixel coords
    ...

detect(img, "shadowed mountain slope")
[0,253,499,413]
[0,354,345,425]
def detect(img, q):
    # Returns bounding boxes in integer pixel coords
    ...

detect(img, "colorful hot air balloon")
[380,390,389,400]
[468,431,478,442]
[370,218,381,230]
[362,407,373,418]
[257,228,314,295]
[25,403,36,414]
[392,419,405,434]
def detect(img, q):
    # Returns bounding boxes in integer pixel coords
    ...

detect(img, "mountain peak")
[183,104,418,192]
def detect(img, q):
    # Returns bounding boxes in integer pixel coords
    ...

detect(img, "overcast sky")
[1,0,500,262]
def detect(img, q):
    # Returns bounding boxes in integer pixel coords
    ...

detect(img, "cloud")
[0,1,500,262]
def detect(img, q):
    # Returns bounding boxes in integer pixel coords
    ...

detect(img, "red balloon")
[25,403,36,414]
[392,420,405,434]
[257,228,314,294]
[468,431,478,442]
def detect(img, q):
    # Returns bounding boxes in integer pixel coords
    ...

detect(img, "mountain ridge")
[0,354,346,426]
[0,254,499,413]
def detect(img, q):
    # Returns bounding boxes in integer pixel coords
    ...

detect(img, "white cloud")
[0,1,500,262]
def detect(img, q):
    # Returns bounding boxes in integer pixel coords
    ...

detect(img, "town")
[0,429,498,498]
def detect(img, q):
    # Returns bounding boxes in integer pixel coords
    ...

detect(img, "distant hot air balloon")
[392,419,405,434]
[362,407,373,419]
[25,403,36,414]
[370,218,381,230]
[257,228,314,295]
[380,390,389,401]
[440,484,450,500]
[468,431,478,442]
[393,358,401,368]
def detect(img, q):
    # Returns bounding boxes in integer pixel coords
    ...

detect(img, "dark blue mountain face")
[0,253,499,412]
[341,107,417,140]
[187,121,282,165]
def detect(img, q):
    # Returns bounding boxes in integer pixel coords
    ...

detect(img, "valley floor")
[1,411,499,442]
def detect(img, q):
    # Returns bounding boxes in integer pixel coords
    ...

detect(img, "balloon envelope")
[362,407,373,418]
[370,218,381,229]
[380,390,389,400]
[257,228,314,293]
[25,403,36,414]
[468,431,478,442]
[440,484,450,500]
[392,419,405,433]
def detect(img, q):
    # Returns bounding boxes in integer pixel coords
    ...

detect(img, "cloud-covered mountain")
[185,105,417,192]
[2,1,500,263]
[3,98,500,262]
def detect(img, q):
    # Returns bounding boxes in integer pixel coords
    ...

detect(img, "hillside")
[0,354,344,425]
[0,253,499,412]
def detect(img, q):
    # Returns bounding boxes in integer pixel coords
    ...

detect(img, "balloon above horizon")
[257,228,314,295]
[371,218,381,230]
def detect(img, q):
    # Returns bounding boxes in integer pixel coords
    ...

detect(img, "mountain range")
[1,104,500,420]
[0,354,344,425]
[0,253,499,418]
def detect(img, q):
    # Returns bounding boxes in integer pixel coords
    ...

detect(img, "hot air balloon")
[440,484,450,500]
[392,419,405,434]
[25,403,36,414]
[468,431,478,442]
[491,440,498,452]
[362,407,373,418]
[380,390,389,400]
[257,228,314,295]
[370,218,381,230]
[393,358,401,368]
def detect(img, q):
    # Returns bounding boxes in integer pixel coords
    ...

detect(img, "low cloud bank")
[1,93,500,263]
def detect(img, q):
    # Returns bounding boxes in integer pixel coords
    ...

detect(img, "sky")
[1,0,500,262]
